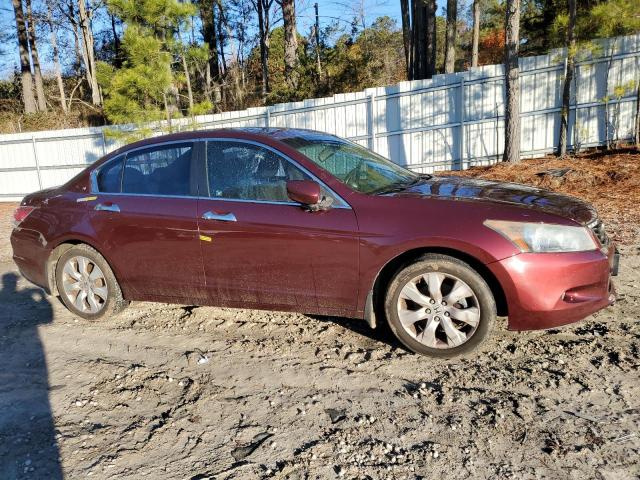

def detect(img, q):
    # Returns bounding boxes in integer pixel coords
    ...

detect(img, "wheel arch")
[46,237,125,298]
[370,246,508,323]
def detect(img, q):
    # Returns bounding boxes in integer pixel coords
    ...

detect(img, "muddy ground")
[0,187,639,479]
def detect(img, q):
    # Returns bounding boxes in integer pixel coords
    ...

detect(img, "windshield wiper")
[372,174,431,195]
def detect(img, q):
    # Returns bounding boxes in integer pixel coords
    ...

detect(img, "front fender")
[356,235,518,314]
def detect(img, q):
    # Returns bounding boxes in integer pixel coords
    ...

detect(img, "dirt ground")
[0,158,639,479]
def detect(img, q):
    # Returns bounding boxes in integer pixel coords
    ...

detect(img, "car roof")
[108,127,340,156]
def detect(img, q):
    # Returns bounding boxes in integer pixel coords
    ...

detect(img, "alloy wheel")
[61,256,108,314]
[396,272,481,349]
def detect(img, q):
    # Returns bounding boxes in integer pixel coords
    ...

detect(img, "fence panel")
[0,34,638,201]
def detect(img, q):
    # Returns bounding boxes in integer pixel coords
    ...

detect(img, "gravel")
[0,200,639,479]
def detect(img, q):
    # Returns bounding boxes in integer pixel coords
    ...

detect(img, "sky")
[0,0,450,79]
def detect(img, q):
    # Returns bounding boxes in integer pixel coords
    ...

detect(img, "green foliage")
[99,28,172,123]
[244,16,406,104]
[107,0,196,32]
[262,27,315,103]
[322,17,405,95]
[99,0,195,141]
[540,0,640,53]
[588,0,640,37]
[190,100,213,116]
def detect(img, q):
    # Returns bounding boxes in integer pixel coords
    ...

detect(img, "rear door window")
[122,143,195,196]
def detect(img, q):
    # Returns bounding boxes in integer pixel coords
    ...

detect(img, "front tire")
[384,254,496,358]
[55,244,128,320]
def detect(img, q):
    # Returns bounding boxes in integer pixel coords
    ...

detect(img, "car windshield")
[281,135,421,194]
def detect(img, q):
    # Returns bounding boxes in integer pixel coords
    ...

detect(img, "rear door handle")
[202,211,236,222]
[95,203,120,213]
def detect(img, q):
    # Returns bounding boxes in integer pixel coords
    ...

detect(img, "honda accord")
[10,128,618,357]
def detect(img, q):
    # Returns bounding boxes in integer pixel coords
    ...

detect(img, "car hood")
[387,175,597,225]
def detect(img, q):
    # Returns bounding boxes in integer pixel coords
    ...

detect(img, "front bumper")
[488,244,617,331]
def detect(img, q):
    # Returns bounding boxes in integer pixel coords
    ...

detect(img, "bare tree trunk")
[217,0,227,76]
[77,0,101,106]
[12,0,37,113]
[471,0,480,67]
[26,0,47,111]
[411,0,425,79]
[400,0,411,79]
[503,0,521,163]
[426,0,437,77]
[281,0,299,91]
[47,0,67,112]
[110,13,122,68]
[257,0,270,98]
[558,0,576,157]
[444,0,457,73]
[62,1,82,76]
[199,0,221,104]
[182,53,194,112]
[314,3,322,78]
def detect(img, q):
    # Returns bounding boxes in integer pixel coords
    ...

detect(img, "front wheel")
[55,244,129,320]
[384,254,496,358]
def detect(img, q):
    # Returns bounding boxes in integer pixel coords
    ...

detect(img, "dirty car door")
[197,140,359,313]
[89,142,206,300]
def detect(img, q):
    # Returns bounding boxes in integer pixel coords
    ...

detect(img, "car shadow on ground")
[0,272,63,479]
[307,314,411,353]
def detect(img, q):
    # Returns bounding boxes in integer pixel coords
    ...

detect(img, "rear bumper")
[10,227,50,292]
[489,244,617,331]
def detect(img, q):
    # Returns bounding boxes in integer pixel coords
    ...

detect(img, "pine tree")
[98,0,196,140]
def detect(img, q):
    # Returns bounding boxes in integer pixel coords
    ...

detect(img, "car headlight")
[484,220,597,253]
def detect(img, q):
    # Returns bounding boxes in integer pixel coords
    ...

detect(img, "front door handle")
[95,203,120,213]
[202,211,237,222]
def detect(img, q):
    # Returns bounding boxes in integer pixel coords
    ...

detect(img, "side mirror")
[286,180,321,206]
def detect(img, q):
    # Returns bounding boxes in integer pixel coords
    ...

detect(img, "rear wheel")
[55,244,128,320]
[384,254,496,358]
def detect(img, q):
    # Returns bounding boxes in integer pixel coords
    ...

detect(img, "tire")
[384,254,496,358]
[55,244,129,320]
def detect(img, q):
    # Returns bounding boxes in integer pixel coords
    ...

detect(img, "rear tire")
[55,244,128,320]
[384,254,496,358]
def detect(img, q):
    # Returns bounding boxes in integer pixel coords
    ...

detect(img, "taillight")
[12,206,36,227]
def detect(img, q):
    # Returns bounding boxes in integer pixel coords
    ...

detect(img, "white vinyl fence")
[0,34,638,201]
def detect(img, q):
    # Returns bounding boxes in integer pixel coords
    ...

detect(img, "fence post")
[31,134,42,189]
[458,77,465,169]
[572,63,579,152]
[495,100,500,162]
[101,130,107,157]
[265,107,271,128]
[368,92,377,151]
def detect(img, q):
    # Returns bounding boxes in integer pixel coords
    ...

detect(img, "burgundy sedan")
[11,128,618,357]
